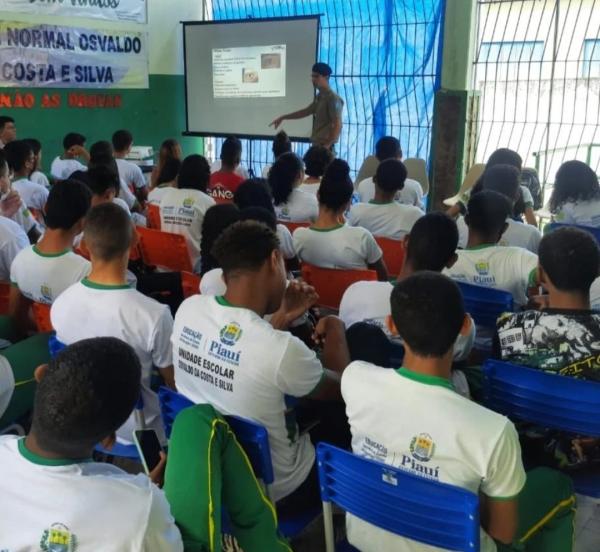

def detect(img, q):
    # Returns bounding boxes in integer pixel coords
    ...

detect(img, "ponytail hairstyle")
[268,152,304,206]
[272,131,292,159]
[318,159,353,211]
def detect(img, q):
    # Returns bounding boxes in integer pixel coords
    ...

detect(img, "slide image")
[213,44,286,99]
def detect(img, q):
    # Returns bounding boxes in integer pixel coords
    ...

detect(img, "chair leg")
[323,501,335,552]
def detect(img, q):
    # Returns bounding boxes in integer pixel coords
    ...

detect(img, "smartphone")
[133,429,163,475]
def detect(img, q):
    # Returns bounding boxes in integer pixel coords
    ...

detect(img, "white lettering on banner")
[0,21,148,89]
[0,0,147,24]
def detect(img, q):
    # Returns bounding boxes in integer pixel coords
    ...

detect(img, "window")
[478,41,544,80]
[582,39,600,78]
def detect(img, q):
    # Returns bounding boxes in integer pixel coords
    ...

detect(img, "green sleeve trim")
[10,281,18,288]
[528,268,538,287]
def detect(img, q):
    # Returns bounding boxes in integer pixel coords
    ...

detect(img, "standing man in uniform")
[270,63,343,152]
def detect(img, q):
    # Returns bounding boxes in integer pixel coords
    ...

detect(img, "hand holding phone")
[133,429,164,477]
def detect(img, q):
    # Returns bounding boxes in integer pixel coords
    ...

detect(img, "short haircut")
[84,202,132,261]
[178,154,210,192]
[269,152,303,205]
[220,136,242,167]
[0,116,14,131]
[212,220,280,277]
[89,140,113,160]
[3,140,33,172]
[234,178,275,213]
[239,206,278,231]
[23,138,41,155]
[86,164,120,196]
[465,190,512,237]
[539,227,600,295]
[303,145,333,178]
[550,160,600,213]
[391,272,465,357]
[375,136,402,161]
[482,164,521,201]
[374,158,407,194]
[272,131,292,158]
[45,179,92,230]
[318,159,353,210]
[312,62,332,77]
[157,157,181,185]
[63,132,86,150]
[407,212,459,272]
[112,129,134,152]
[486,148,523,171]
[32,337,141,458]
[200,204,240,275]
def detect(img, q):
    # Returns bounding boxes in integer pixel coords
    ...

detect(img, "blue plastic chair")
[545,222,600,244]
[483,359,600,497]
[317,443,480,552]
[456,281,514,330]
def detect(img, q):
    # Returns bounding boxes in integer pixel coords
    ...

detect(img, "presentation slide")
[183,17,319,140]
[213,44,286,99]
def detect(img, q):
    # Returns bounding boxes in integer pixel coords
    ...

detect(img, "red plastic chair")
[375,237,406,277]
[181,271,201,298]
[32,302,53,333]
[136,226,193,272]
[278,221,311,234]
[301,263,377,310]
[146,203,161,230]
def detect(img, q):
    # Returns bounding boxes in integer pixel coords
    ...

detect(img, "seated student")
[4,140,49,212]
[159,154,215,273]
[300,144,333,195]
[209,137,245,202]
[23,138,49,189]
[51,203,174,444]
[10,181,91,333]
[342,272,575,552]
[355,136,424,208]
[592,276,600,310]
[347,158,424,240]
[233,178,297,263]
[172,220,350,508]
[50,132,89,180]
[444,190,538,308]
[261,130,292,178]
[0,214,28,282]
[147,158,181,204]
[293,160,388,280]
[457,164,542,253]
[269,152,318,222]
[550,160,600,227]
[83,164,131,214]
[151,138,182,190]
[113,129,149,202]
[0,337,183,550]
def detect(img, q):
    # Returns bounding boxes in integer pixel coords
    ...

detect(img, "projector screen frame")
[181,15,321,142]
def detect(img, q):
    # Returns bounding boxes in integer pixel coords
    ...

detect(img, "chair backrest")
[136,226,193,272]
[0,281,10,315]
[146,203,161,230]
[375,237,406,277]
[32,302,52,333]
[483,359,600,437]
[279,221,311,234]
[456,281,514,330]
[317,443,480,551]
[181,271,201,298]
[545,222,600,245]
[158,387,275,484]
[403,158,429,196]
[301,263,377,310]
[443,163,485,207]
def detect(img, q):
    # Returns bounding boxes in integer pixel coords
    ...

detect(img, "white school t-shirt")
[591,277,600,311]
[0,436,182,552]
[456,216,542,253]
[277,223,296,259]
[347,201,424,240]
[116,158,147,190]
[293,225,382,270]
[51,280,173,444]
[210,160,250,180]
[159,188,215,272]
[50,157,87,180]
[274,188,319,223]
[147,185,171,205]
[172,294,324,501]
[0,216,29,281]
[30,170,50,189]
[553,199,600,227]
[339,280,476,362]
[0,356,14,420]
[199,268,226,296]
[299,180,321,196]
[356,177,425,209]
[444,245,538,307]
[10,246,91,304]
[11,177,49,211]
[342,362,526,552]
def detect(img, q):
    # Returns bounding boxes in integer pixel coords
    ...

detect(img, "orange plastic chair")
[147,204,161,230]
[181,271,201,298]
[278,221,311,234]
[136,226,193,272]
[301,263,377,310]
[375,237,406,277]
[0,282,10,315]
[32,302,53,333]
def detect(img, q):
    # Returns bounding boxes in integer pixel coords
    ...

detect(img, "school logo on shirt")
[183,197,195,208]
[409,433,436,462]
[475,262,489,276]
[474,261,496,286]
[40,523,77,552]
[40,284,52,303]
[219,322,243,346]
